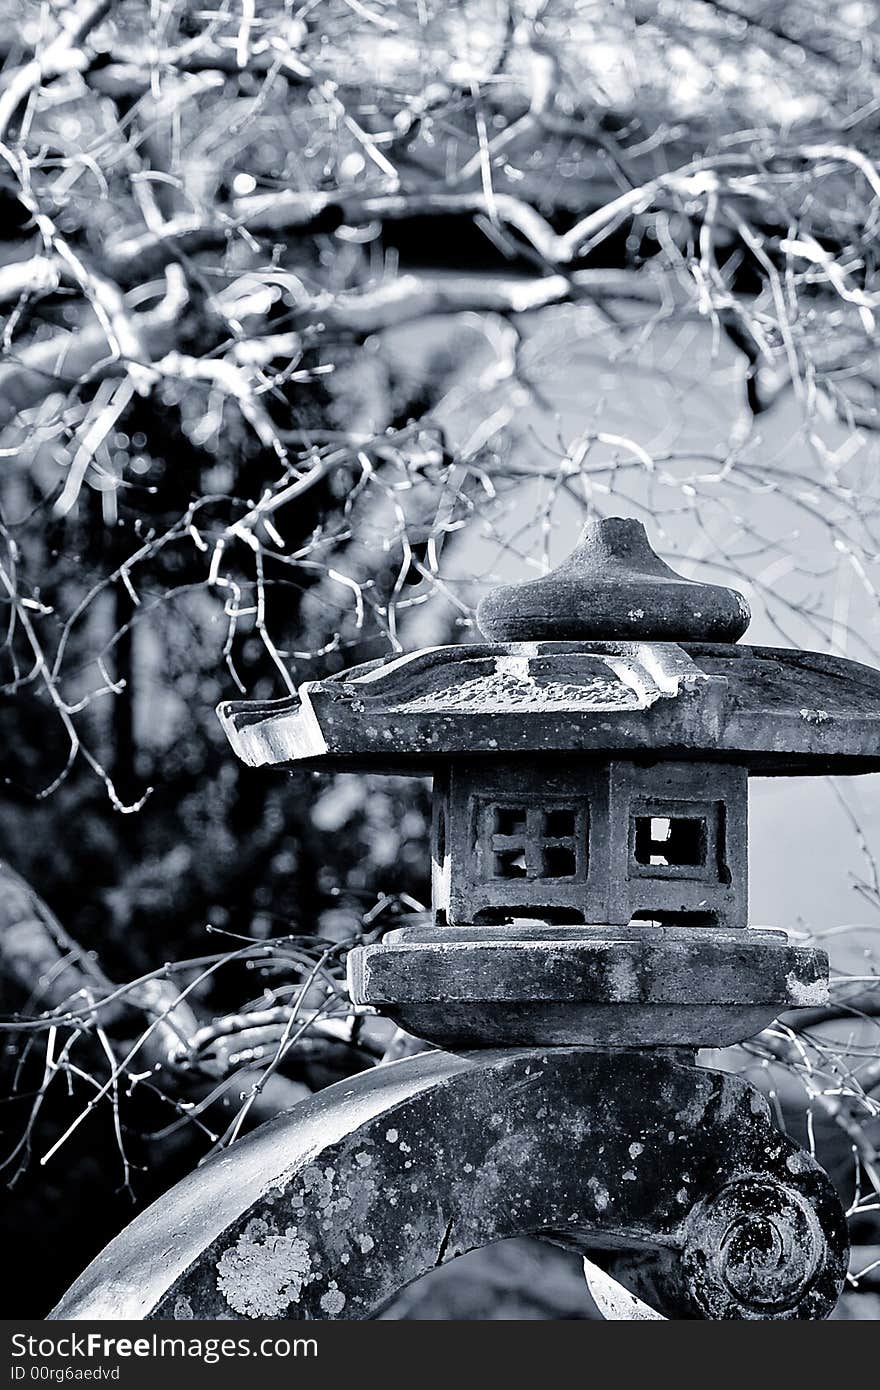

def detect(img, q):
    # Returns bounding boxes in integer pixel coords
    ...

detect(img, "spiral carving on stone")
[683,1176,828,1319]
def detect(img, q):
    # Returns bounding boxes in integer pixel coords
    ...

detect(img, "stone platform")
[348,923,828,1047]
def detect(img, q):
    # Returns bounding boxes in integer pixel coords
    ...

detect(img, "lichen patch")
[217,1221,316,1318]
[320,1283,346,1315]
[587,1176,610,1212]
[784,970,827,1006]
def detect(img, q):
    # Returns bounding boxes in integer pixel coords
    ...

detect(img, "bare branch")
[0,0,112,141]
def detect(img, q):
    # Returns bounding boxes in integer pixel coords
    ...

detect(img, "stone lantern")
[51,518,880,1323]
[219,517,869,1054]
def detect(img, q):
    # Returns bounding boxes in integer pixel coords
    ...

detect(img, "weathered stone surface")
[348,925,828,1047]
[49,1048,848,1321]
[433,759,748,930]
[217,640,880,774]
[476,517,751,643]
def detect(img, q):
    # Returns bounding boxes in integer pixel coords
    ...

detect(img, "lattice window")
[480,802,587,881]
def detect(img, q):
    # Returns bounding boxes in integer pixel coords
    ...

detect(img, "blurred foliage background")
[1,0,879,1317]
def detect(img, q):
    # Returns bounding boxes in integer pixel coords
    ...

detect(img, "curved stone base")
[348,924,828,1046]
[50,1048,847,1321]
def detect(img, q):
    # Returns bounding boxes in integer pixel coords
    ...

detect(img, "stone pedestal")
[349,922,827,1048]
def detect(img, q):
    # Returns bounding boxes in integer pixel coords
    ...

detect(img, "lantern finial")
[476,515,750,643]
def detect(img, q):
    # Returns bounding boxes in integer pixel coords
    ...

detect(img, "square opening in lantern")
[493,806,526,836]
[493,848,528,878]
[634,814,707,868]
[542,844,576,878]
[543,808,576,837]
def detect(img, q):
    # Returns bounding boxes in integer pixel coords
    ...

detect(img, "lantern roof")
[218,518,880,775]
